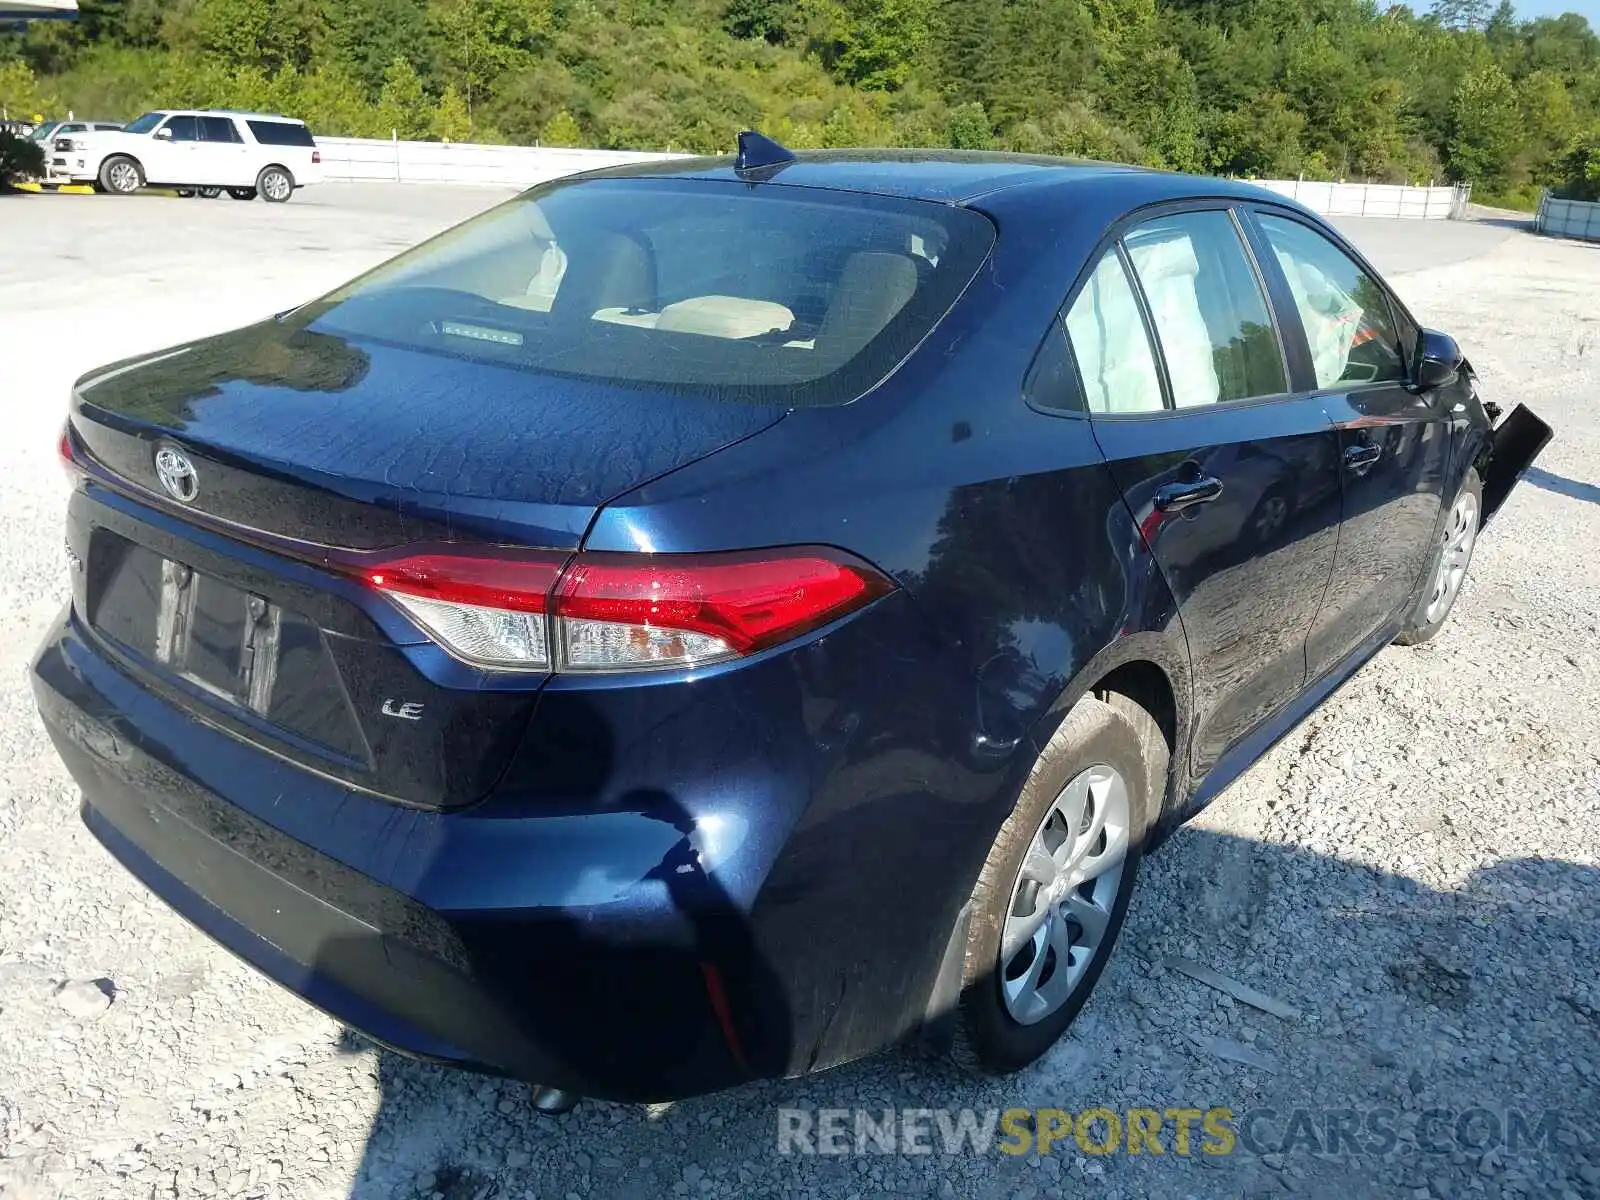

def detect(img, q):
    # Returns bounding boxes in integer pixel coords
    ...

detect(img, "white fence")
[315,138,1475,222]
[1253,178,1469,220]
[1536,191,1600,242]
[314,137,684,188]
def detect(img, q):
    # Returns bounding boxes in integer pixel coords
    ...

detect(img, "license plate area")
[89,531,281,716]
[154,560,282,714]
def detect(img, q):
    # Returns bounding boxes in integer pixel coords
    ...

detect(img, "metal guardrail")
[314,137,684,188]
[1536,191,1600,242]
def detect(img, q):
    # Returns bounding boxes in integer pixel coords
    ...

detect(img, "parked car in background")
[36,140,1551,1106]
[31,118,122,145]
[57,110,322,201]
[37,119,123,183]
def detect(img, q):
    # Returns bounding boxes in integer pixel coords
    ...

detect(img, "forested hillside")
[4,0,1600,205]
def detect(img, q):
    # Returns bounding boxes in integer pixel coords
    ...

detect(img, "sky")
[1512,0,1600,20]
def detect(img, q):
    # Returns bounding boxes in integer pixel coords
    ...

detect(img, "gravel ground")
[0,188,1596,1200]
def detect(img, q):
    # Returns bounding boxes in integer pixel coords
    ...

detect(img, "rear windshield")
[247,119,316,147]
[294,176,996,406]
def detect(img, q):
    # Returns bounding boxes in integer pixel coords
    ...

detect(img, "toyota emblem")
[154,446,199,504]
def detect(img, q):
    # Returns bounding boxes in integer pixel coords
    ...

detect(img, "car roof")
[151,109,305,122]
[577,148,1291,209]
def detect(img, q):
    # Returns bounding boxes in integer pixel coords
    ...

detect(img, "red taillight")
[312,149,322,164]
[59,423,82,475]
[358,546,892,673]
[364,550,565,671]
[365,551,564,613]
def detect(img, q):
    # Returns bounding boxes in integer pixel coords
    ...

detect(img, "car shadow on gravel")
[1524,466,1600,507]
[334,826,1599,1200]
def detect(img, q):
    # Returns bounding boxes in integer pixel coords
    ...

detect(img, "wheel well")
[261,163,292,180]
[1090,660,1177,808]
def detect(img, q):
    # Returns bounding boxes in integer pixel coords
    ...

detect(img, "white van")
[61,110,324,202]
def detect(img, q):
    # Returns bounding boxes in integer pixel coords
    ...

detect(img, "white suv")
[63,110,324,202]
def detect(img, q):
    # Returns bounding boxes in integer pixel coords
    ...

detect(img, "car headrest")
[816,252,918,360]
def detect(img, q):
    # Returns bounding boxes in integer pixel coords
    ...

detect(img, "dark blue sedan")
[34,138,1550,1105]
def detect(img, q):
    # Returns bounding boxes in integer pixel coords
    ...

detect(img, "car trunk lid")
[66,320,788,809]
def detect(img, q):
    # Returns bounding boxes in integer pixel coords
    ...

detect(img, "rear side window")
[200,116,243,143]
[1122,211,1287,407]
[1255,213,1406,389]
[1062,250,1164,415]
[297,178,996,406]
[247,120,316,147]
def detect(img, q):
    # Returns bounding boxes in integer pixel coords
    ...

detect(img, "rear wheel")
[99,155,142,195]
[198,186,222,199]
[257,165,293,203]
[228,187,257,201]
[951,696,1156,1073]
[1396,468,1482,646]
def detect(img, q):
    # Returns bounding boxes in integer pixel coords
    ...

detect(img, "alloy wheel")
[107,161,139,194]
[261,170,291,201]
[1423,489,1479,625]
[1000,764,1130,1025]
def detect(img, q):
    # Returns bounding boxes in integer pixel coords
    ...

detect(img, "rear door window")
[1122,211,1287,407]
[1254,213,1407,389]
[299,178,996,407]
[200,116,243,143]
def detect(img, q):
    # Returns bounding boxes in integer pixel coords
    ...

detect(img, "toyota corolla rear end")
[32,166,1001,1101]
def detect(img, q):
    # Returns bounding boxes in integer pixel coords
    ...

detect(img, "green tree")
[0,58,57,121]
[325,0,432,95]
[723,0,795,43]
[428,0,553,127]
[431,80,472,140]
[1448,63,1522,187]
[375,57,430,139]
[945,100,991,148]
[540,107,582,145]
[821,0,933,91]
[1206,91,1305,177]
[1553,125,1600,199]
[193,0,270,68]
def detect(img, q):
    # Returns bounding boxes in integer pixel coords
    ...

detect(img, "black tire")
[257,165,294,203]
[228,187,257,201]
[175,188,195,198]
[1395,468,1483,646]
[98,155,143,195]
[198,187,222,199]
[950,695,1157,1074]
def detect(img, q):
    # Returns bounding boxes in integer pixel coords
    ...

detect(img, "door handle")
[1343,444,1382,472]
[1153,476,1224,512]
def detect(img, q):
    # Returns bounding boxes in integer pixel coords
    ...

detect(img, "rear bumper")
[32,607,760,1101]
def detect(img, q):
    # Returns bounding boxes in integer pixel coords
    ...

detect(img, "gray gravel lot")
[0,186,1595,1200]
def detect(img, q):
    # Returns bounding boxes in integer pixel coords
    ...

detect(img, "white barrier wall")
[1536,192,1600,242]
[1253,179,1467,220]
[314,137,685,188]
[315,137,1472,221]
